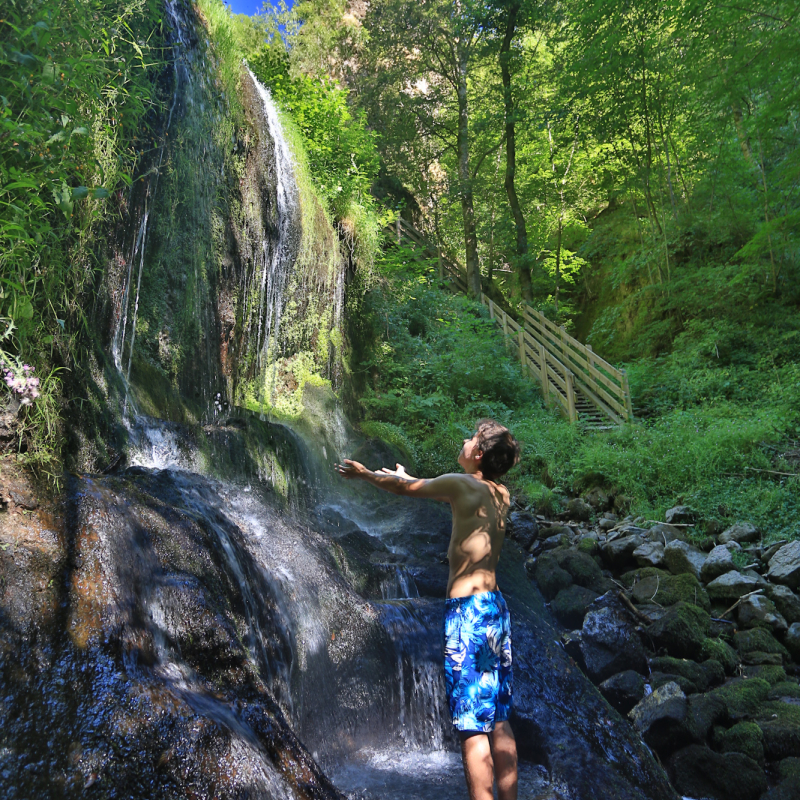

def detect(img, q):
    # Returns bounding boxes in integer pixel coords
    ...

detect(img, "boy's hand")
[378,463,411,479]
[335,459,369,479]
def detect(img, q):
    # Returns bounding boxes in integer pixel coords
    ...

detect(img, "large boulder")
[719,522,760,545]
[706,570,762,601]
[734,628,789,661]
[737,594,788,634]
[716,721,765,763]
[701,545,737,583]
[708,678,771,721]
[551,584,599,628]
[663,539,706,580]
[767,541,800,589]
[665,506,697,525]
[580,597,647,682]
[766,585,800,625]
[685,692,728,740]
[583,486,611,512]
[599,670,646,714]
[549,547,607,592]
[624,567,710,611]
[755,701,800,759]
[629,681,687,753]
[646,602,710,659]
[668,744,767,800]
[533,554,572,600]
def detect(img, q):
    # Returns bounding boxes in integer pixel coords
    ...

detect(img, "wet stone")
[767,541,800,589]
[766,585,800,625]
[663,539,706,580]
[668,744,767,800]
[700,545,736,583]
[551,584,599,629]
[706,570,762,601]
[719,522,760,545]
[598,669,646,714]
[629,681,687,753]
[580,599,647,682]
[633,541,664,568]
[737,594,787,634]
[646,602,711,659]
[665,506,697,525]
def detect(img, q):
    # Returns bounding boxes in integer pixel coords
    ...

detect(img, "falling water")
[246,70,300,385]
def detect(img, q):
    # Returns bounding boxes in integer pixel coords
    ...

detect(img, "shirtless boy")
[336,419,520,800]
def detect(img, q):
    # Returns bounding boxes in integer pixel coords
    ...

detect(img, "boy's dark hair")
[475,419,520,481]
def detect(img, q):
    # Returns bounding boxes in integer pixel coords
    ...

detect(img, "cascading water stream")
[244,70,301,407]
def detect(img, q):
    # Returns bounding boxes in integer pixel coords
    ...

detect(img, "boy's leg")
[460,732,494,800]
[490,721,518,800]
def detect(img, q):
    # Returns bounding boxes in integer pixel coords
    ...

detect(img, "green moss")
[734,628,790,659]
[577,537,600,556]
[700,637,741,675]
[768,681,800,700]
[650,656,708,689]
[742,665,788,685]
[717,721,764,762]
[709,678,771,720]
[624,567,710,611]
[551,548,604,590]
[756,701,800,760]
[647,601,711,658]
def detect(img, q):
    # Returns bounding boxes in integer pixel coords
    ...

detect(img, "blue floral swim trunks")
[443,590,513,732]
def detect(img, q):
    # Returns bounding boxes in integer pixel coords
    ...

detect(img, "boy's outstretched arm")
[335,459,462,503]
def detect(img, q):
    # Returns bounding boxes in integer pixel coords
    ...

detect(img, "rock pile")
[511,501,800,800]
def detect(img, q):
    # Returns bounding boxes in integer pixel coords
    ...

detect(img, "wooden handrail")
[385,219,633,425]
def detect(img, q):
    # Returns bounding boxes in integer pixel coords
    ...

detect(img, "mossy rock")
[700,658,726,688]
[623,567,710,611]
[577,537,599,557]
[700,637,741,675]
[717,721,764,763]
[651,656,709,691]
[734,628,790,660]
[550,547,604,590]
[756,700,800,759]
[768,681,800,700]
[741,664,787,685]
[551,584,599,628]
[709,678,770,721]
[668,744,767,800]
[686,692,728,740]
[534,554,573,601]
[779,757,800,781]
[650,671,699,695]
[647,602,711,659]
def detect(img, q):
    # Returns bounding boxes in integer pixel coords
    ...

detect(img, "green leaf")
[71,186,89,200]
[90,186,110,199]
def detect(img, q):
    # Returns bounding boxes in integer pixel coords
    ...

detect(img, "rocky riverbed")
[511,494,800,800]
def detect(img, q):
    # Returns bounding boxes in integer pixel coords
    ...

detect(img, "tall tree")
[362,0,495,296]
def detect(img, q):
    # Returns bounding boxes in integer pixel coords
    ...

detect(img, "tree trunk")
[456,47,481,298]
[500,2,532,300]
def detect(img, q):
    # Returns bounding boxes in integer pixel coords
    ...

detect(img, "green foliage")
[245,42,379,218]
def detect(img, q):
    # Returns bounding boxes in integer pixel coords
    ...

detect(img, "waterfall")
[245,70,301,400]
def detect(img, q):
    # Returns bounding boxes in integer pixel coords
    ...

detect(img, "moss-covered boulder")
[761,759,800,800]
[756,700,800,759]
[708,678,771,721]
[767,681,800,700]
[741,664,787,685]
[551,584,599,628]
[534,554,573,600]
[700,637,741,675]
[550,547,606,591]
[686,692,728,740]
[650,655,710,692]
[577,536,599,557]
[734,628,789,661]
[623,567,710,611]
[717,721,764,763]
[599,669,646,714]
[646,602,711,659]
[700,658,726,688]
[650,671,699,695]
[668,744,767,800]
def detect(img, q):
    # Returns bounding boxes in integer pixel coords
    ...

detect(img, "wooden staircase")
[390,217,633,427]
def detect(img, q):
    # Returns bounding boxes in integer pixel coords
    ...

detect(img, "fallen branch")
[617,591,653,624]
[719,589,763,619]
[745,467,799,478]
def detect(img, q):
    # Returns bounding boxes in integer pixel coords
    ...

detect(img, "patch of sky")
[225,0,292,15]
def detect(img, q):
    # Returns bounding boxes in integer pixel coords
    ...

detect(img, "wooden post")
[621,369,634,421]
[586,344,595,370]
[438,244,444,280]
[396,217,401,246]
[538,343,549,403]
[518,329,526,375]
[565,370,577,423]
[501,311,509,352]
[488,299,494,319]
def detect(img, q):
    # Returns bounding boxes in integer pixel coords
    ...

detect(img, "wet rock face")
[580,598,647,682]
